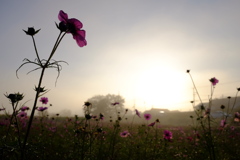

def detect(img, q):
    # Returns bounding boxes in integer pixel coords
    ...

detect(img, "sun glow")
[133,66,189,111]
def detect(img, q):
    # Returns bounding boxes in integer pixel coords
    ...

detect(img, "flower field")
[1,9,240,160]
[1,105,240,159]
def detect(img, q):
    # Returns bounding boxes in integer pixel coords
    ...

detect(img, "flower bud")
[23,27,40,36]
[56,22,67,32]
[5,93,24,104]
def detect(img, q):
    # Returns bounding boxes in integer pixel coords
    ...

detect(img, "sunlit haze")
[1,1,240,116]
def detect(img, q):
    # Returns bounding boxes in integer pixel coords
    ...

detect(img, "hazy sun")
[134,66,189,111]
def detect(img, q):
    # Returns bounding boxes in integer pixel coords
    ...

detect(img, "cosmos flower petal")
[58,10,68,23]
[73,31,87,47]
[68,18,83,29]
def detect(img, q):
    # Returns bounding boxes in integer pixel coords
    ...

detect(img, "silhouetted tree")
[84,94,125,118]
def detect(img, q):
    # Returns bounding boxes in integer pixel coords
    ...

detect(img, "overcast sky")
[1,0,240,116]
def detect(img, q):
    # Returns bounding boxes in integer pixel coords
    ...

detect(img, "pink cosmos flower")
[148,122,155,127]
[120,130,130,137]
[99,113,104,120]
[234,112,240,122]
[37,107,48,112]
[58,10,87,47]
[17,111,27,119]
[163,130,173,140]
[220,119,227,127]
[209,77,219,86]
[144,113,152,120]
[21,106,29,111]
[40,97,48,104]
[135,109,141,118]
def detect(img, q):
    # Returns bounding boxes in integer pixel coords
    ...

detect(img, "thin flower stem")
[188,73,203,105]
[208,85,216,160]
[5,102,20,142]
[45,32,66,66]
[230,91,239,113]
[22,66,46,152]
[21,31,66,158]
[31,36,42,66]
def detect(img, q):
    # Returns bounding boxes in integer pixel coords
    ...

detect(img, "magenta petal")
[58,10,68,23]
[73,30,87,47]
[68,18,83,29]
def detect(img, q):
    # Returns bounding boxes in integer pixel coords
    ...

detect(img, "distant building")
[194,97,240,112]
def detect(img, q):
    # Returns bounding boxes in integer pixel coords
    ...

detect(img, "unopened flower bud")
[23,27,40,36]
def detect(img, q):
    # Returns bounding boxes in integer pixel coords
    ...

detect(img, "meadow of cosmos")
[1,10,240,160]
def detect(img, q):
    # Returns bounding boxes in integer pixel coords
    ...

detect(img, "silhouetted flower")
[144,113,152,120]
[209,77,219,86]
[220,105,225,109]
[186,70,190,73]
[163,130,173,140]
[40,97,48,104]
[99,113,104,120]
[84,102,92,107]
[135,109,141,118]
[237,88,240,91]
[85,114,92,120]
[37,107,48,112]
[97,128,103,133]
[58,10,87,47]
[34,86,47,93]
[5,93,24,104]
[111,102,119,106]
[120,130,130,137]
[23,27,40,36]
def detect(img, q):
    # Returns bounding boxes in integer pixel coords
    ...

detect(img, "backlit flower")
[120,130,130,137]
[37,107,48,112]
[234,112,240,122]
[21,106,29,111]
[23,27,40,36]
[209,77,219,86]
[58,10,87,47]
[111,102,120,106]
[5,93,24,104]
[135,109,141,118]
[163,130,173,140]
[148,122,155,127]
[144,113,152,120]
[99,113,104,120]
[17,111,27,119]
[40,97,48,104]
[220,119,226,127]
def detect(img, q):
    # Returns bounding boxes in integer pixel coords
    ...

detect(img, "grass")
[1,110,240,160]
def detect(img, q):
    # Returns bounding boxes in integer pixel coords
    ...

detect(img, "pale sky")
[1,0,240,116]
